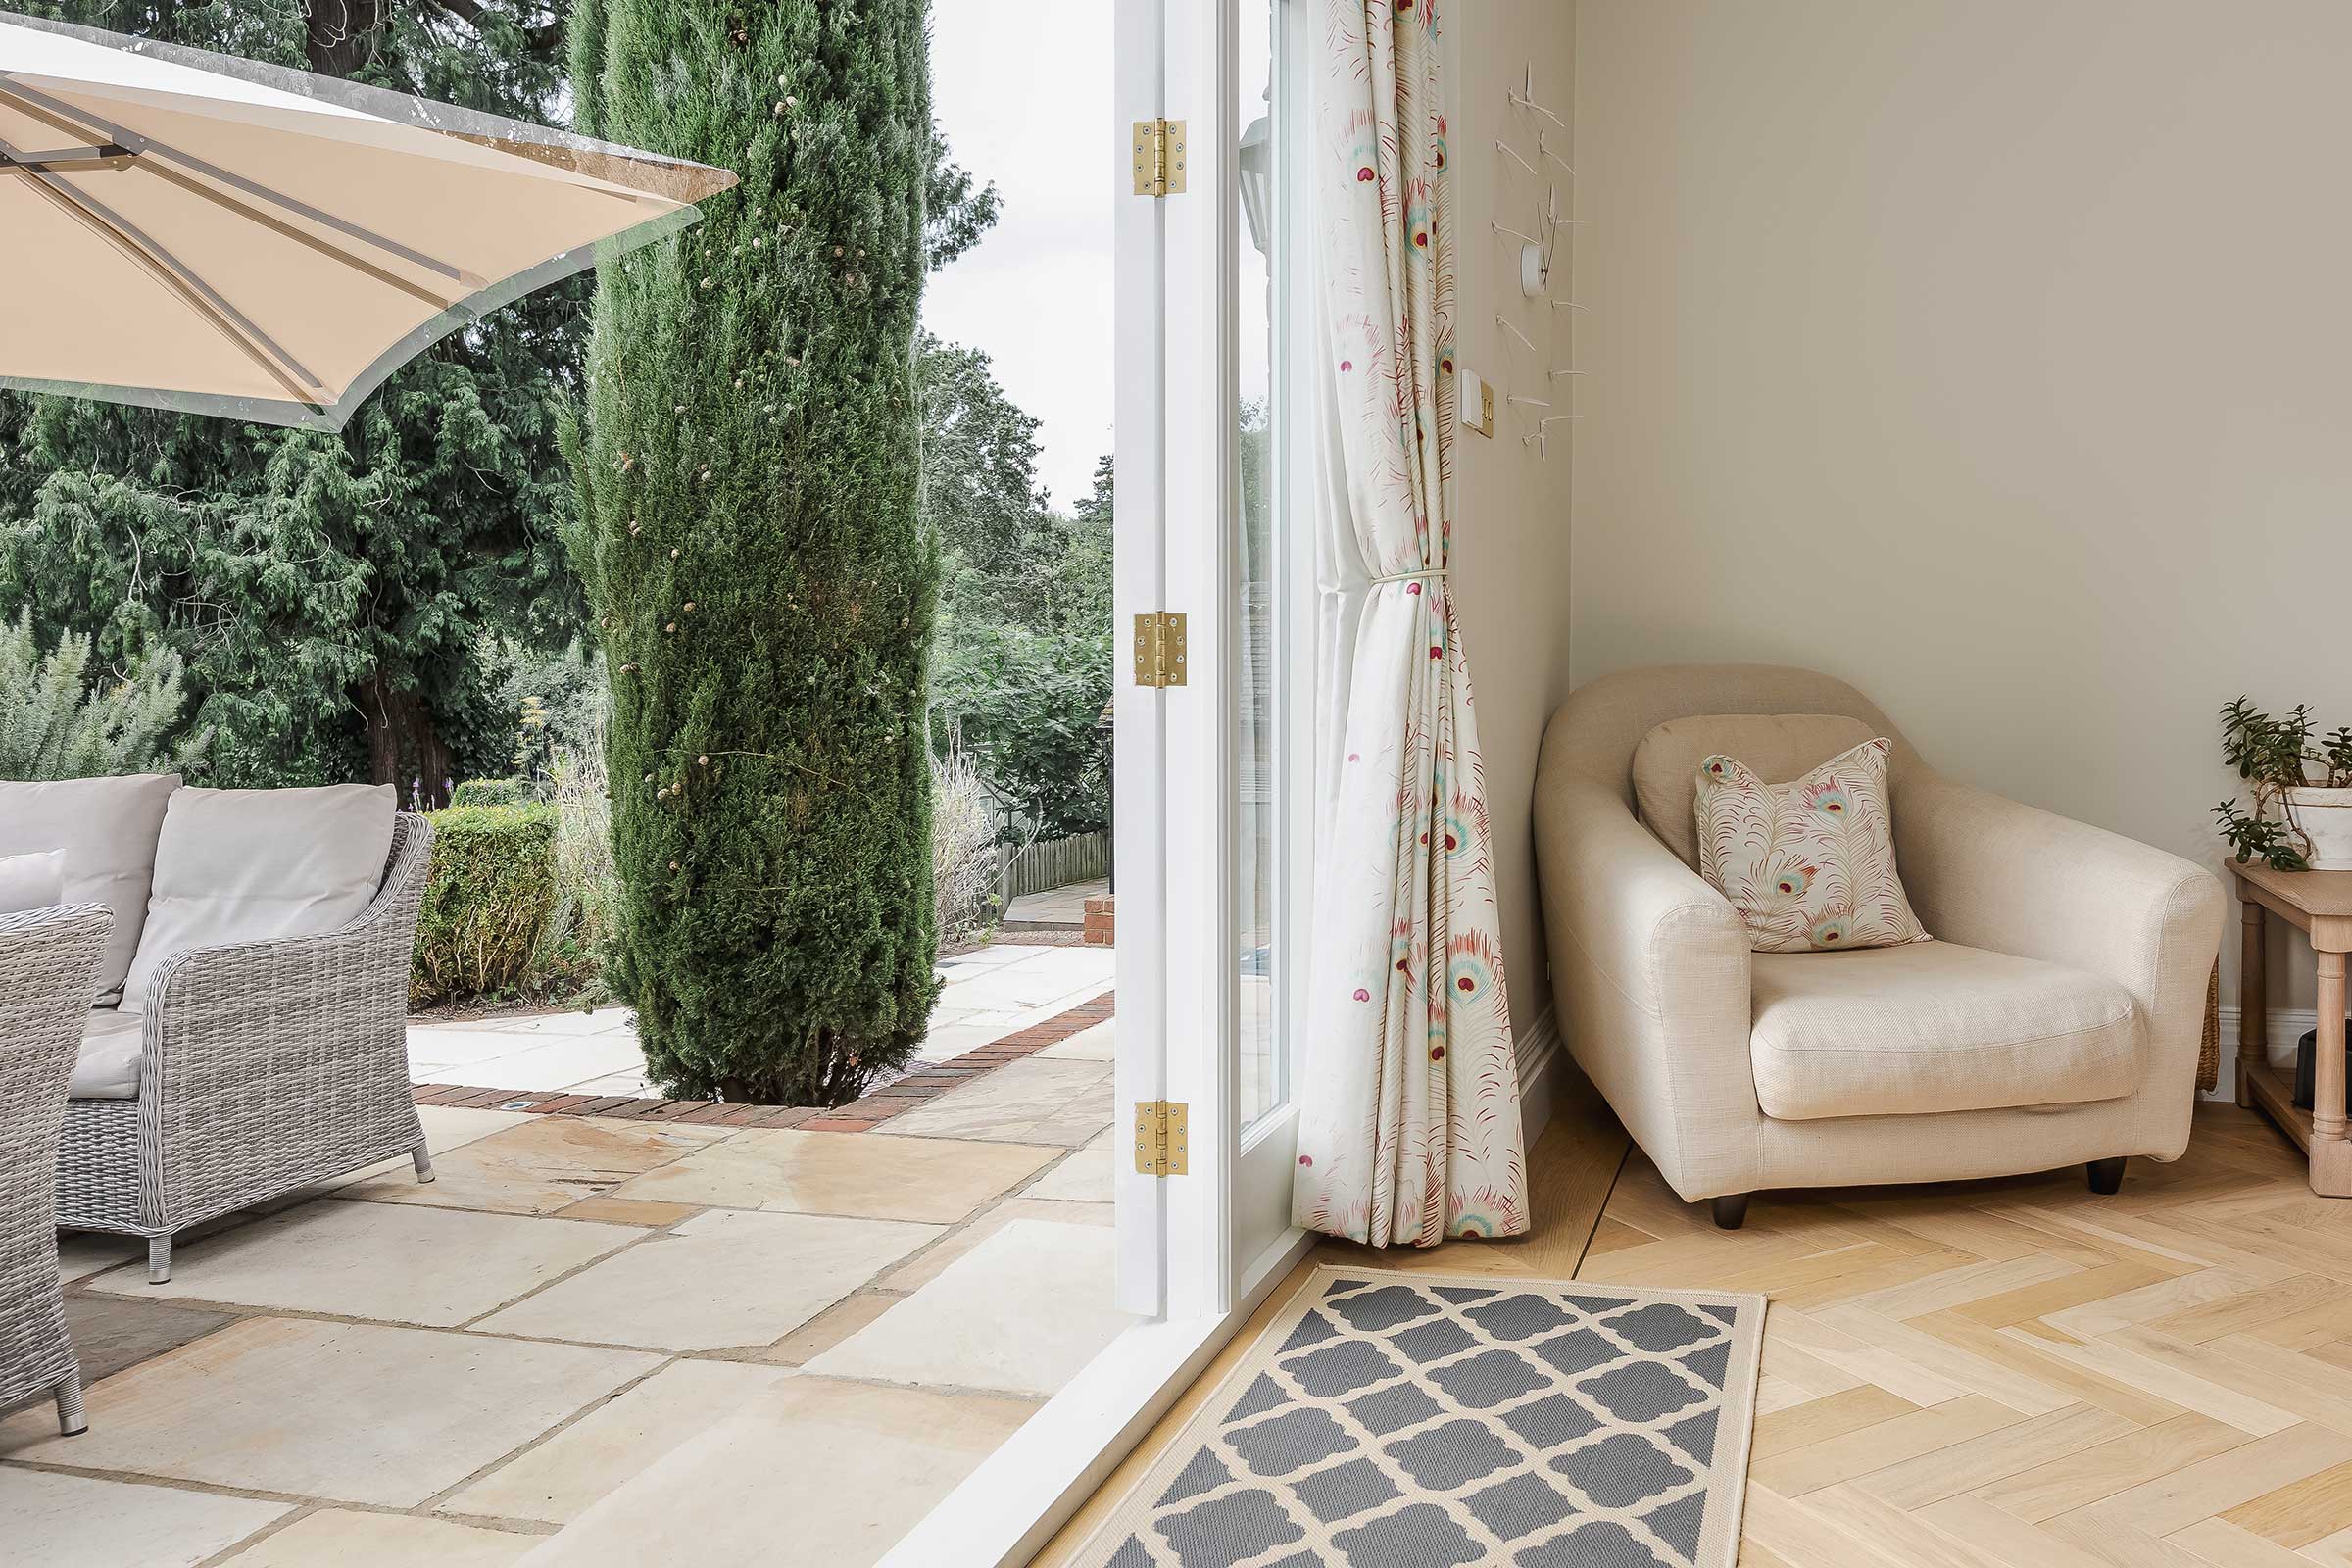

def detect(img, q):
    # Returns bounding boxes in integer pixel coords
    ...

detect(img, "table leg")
[2239,901,2266,1109]
[2313,949,2351,1197]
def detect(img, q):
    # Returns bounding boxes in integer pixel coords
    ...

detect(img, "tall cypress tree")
[569,0,940,1104]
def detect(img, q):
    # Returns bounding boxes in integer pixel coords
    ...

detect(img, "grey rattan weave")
[55,814,436,1283]
[2,902,112,1436]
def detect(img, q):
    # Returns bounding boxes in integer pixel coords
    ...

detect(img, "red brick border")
[413,989,1114,1133]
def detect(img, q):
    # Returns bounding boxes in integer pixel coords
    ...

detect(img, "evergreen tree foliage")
[0,610,204,781]
[923,331,1112,839]
[569,0,942,1104]
[0,0,584,798]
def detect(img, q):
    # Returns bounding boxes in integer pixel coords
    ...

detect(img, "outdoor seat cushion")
[121,783,396,1011]
[71,1007,145,1101]
[0,850,65,914]
[1749,940,2141,1121]
[1633,713,1878,871]
[0,773,179,1004]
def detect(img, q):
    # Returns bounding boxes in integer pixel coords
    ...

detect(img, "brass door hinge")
[1133,1101,1190,1176]
[1132,611,1188,688]
[1132,119,1188,197]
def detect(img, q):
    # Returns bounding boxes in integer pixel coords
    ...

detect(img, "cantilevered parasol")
[0,10,734,429]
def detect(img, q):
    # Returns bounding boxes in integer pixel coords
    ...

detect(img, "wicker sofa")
[1,778,437,1284]
[1,903,112,1435]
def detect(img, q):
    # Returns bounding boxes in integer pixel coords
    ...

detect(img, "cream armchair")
[1534,665,2223,1228]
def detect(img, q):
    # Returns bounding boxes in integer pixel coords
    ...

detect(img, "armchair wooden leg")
[2086,1157,2126,1196]
[146,1235,172,1285]
[1710,1194,1749,1231]
[54,1371,86,1437]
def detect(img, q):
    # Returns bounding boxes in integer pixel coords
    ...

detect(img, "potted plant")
[2215,698,2352,870]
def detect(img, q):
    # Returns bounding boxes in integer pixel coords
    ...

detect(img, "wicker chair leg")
[146,1236,172,1285]
[412,1143,435,1183]
[54,1370,86,1436]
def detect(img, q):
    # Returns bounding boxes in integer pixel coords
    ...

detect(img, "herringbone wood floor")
[1038,1078,2352,1566]
[1594,1100,2352,1566]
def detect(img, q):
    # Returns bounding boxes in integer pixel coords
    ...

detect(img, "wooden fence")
[999,829,1110,906]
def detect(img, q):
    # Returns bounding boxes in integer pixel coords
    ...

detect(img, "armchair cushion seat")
[69,1007,144,1101]
[1751,940,2141,1121]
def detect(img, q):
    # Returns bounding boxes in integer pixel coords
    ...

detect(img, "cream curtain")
[1290,0,1529,1246]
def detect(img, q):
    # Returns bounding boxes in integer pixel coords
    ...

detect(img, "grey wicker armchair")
[4,903,113,1436]
[56,814,436,1284]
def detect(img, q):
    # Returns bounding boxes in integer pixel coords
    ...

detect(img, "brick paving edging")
[413,988,1115,1134]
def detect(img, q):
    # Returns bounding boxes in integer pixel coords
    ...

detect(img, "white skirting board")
[1514,1004,1567,1144]
[2213,1005,2323,1101]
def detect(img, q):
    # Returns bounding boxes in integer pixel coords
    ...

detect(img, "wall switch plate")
[1461,370,1494,438]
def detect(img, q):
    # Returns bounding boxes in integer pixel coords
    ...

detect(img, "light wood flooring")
[1038,1070,2352,1566]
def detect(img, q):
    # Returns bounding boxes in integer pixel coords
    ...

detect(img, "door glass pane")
[1238,0,1286,1133]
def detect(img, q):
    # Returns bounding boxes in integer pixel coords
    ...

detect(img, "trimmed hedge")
[411,802,558,1006]
[450,777,534,808]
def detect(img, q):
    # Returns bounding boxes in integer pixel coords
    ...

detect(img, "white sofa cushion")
[120,783,396,1011]
[1633,713,1877,871]
[0,773,179,1003]
[71,1007,145,1101]
[1749,940,2142,1121]
[0,850,65,913]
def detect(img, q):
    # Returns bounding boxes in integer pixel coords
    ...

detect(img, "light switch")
[1459,369,1494,439]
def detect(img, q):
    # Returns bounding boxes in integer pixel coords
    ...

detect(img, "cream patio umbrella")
[0,10,734,429]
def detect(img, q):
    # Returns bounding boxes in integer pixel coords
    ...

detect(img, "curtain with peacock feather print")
[1290,0,1529,1246]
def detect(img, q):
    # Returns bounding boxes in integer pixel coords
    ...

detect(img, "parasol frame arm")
[0,74,488,293]
[0,130,330,412]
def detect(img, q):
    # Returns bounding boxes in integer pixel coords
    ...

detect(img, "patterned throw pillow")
[1694,737,1931,954]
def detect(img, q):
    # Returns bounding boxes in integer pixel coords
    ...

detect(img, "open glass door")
[883,2,1313,1557]
[1114,0,1309,1327]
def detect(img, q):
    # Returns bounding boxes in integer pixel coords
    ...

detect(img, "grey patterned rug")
[1075,1266,1765,1568]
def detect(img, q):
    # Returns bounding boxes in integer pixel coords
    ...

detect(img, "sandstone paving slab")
[86,1199,636,1328]
[1035,1016,1115,1061]
[1024,1128,1116,1201]
[443,1358,797,1525]
[805,1217,1135,1397]
[510,1375,1037,1568]
[609,1127,1055,1224]
[0,1467,289,1567]
[874,1197,1111,1294]
[880,1056,1114,1146]
[474,1207,939,1352]
[0,1317,658,1507]
[221,1509,542,1567]
[340,1115,730,1216]
[64,1294,238,1386]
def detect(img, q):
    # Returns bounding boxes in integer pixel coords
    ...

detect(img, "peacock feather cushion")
[1695,737,1931,954]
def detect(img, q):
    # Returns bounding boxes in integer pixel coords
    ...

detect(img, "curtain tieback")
[1368,567,1447,586]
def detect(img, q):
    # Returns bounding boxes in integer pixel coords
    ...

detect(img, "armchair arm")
[1533,774,1760,1198]
[1892,775,2223,1027]
[135,815,433,1218]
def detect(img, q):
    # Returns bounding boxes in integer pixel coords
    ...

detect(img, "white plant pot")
[2285,787,2352,870]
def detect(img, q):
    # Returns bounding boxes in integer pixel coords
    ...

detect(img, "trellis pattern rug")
[1076,1267,1765,1568]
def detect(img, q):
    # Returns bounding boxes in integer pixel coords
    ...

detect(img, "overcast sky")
[925,2,1115,511]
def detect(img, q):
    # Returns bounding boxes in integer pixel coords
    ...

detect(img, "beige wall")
[1570,0,2352,1010]
[1450,5,1580,1045]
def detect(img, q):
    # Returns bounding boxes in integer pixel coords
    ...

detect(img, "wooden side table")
[2228,859,2352,1197]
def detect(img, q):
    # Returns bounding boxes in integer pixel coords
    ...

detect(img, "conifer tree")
[569,0,940,1103]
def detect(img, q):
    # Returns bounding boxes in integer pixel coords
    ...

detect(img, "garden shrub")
[450,777,534,808]
[567,0,941,1104]
[411,802,558,1006]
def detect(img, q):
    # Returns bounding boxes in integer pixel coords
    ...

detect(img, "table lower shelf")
[2243,1059,2352,1197]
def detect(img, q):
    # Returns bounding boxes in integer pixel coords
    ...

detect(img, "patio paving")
[408,939,1119,1093]
[3,977,1130,1567]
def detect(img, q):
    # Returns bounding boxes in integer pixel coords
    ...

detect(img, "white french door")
[883,3,1314,1558]
[1112,0,1312,1325]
